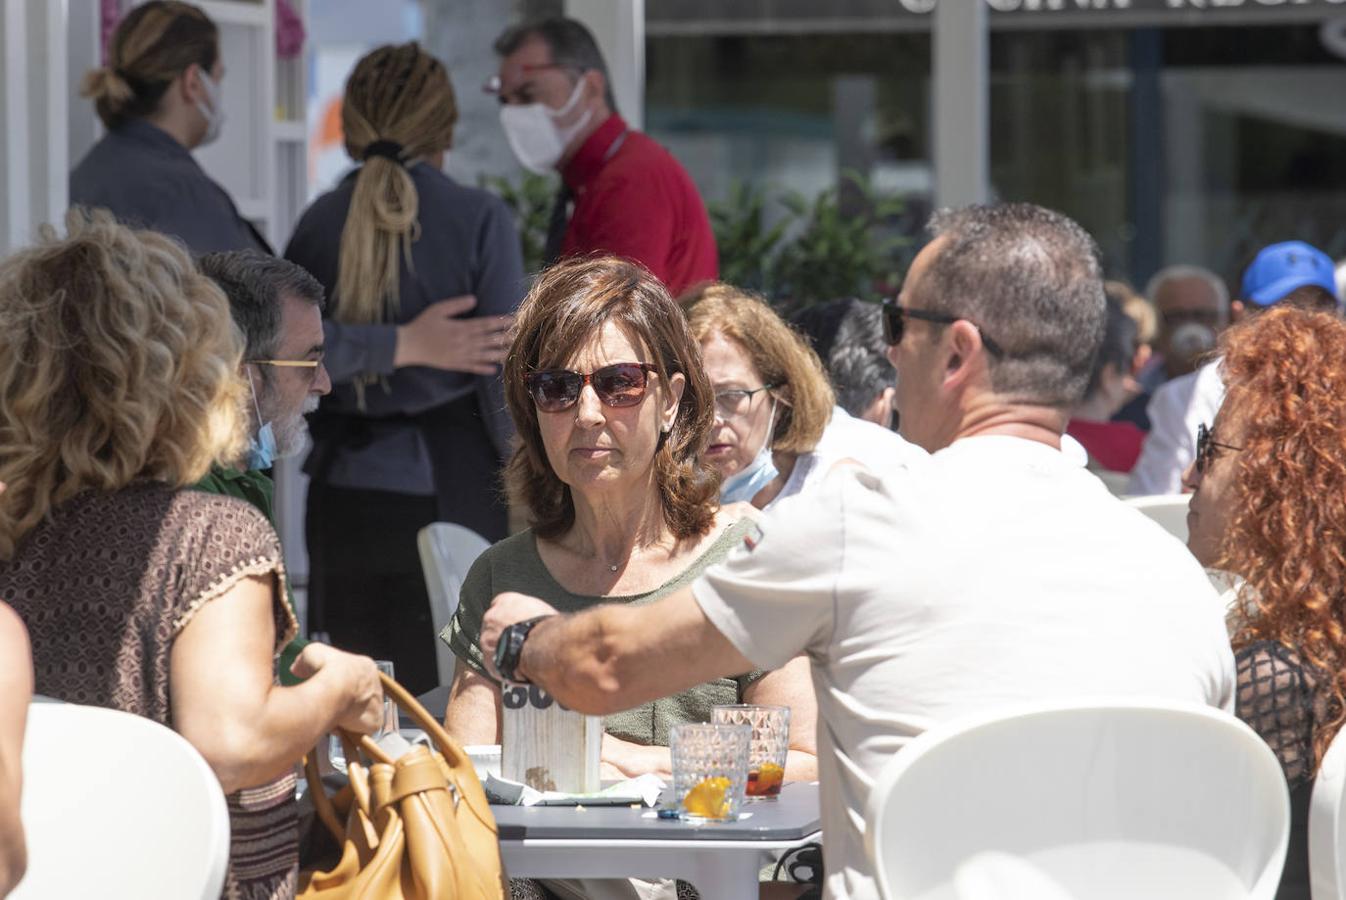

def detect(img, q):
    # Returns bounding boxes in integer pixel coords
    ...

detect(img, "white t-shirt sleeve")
[693,470,860,671]
[1127,377,1192,495]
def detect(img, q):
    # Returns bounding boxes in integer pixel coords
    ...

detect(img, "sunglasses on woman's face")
[1195,422,1243,475]
[524,362,658,413]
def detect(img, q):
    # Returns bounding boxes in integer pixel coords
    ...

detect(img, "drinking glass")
[712,704,791,800]
[330,659,396,774]
[669,722,751,822]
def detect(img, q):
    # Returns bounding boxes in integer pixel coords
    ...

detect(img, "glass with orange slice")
[712,704,791,800]
[670,723,751,822]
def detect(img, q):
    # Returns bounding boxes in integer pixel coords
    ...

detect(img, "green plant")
[479,170,558,275]
[770,170,907,313]
[706,181,794,294]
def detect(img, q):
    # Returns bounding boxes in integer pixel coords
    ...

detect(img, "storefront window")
[646,12,1346,290]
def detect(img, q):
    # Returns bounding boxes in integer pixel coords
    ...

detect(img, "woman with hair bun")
[70,1,266,253]
[284,42,523,693]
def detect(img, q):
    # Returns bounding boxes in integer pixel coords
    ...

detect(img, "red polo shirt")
[560,114,718,296]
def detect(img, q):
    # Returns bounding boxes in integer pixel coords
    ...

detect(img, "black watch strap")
[494,615,552,684]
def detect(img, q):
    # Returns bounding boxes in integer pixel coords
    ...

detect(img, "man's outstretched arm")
[481,587,755,715]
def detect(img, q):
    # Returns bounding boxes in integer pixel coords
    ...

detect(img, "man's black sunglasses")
[880,299,1005,357]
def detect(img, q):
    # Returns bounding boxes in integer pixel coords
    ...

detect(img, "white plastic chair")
[13,702,229,900]
[953,851,1079,900]
[417,522,491,686]
[864,699,1290,900]
[1125,493,1192,544]
[1310,723,1346,898]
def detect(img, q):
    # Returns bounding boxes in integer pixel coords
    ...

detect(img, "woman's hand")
[290,643,384,734]
[600,734,672,781]
[393,295,513,373]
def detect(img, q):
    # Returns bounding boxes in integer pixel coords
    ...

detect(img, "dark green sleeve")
[440,553,494,679]
[735,668,770,697]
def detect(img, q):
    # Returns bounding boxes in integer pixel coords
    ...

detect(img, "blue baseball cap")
[1241,240,1337,307]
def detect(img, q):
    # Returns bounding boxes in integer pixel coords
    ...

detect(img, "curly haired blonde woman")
[1183,305,1346,900]
[0,211,383,900]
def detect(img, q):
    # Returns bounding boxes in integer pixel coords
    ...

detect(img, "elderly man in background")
[1114,265,1229,430]
[1128,240,1339,496]
[478,203,1235,900]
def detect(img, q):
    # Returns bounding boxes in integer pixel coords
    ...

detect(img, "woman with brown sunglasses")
[1182,305,1346,900]
[440,257,817,900]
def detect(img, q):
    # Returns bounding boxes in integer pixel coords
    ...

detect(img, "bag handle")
[304,671,477,840]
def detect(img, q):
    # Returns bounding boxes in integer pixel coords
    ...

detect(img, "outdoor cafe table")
[491,782,823,899]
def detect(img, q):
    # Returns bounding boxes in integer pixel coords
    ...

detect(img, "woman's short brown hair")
[505,258,719,540]
[0,209,247,559]
[681,283,835,455]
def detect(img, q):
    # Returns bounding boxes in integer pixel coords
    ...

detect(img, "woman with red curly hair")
[1184,305,1346,900]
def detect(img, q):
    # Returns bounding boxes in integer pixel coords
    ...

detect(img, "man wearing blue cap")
[1128,241,1338,496]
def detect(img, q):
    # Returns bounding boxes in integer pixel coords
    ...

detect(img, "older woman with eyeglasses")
[681,284,926,511]
[1183,306,1346,900]
[441,259,816,900]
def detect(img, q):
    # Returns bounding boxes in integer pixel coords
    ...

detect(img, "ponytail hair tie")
[363,140,406,165]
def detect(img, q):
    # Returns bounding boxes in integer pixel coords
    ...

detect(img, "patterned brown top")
[0,482,300,900]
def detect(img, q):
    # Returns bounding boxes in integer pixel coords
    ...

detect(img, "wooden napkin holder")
[501,683,601,793]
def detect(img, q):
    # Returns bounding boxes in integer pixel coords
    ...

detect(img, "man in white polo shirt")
[480,203,1236,900]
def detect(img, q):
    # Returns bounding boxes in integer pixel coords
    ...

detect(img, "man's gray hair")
[1145,264,1230,320]
[918,203,1106,408]
[494,17,618,113]
[793,299,895,417]
[197,250,324,371]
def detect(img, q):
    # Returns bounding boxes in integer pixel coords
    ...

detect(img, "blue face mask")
[246,422,277,471]
[719,401,779,504]
[244,372,276,471]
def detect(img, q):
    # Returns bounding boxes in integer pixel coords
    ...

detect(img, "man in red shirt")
[491,18,718,295]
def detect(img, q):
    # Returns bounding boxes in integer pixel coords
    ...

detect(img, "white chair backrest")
[13,702,229,900]
[418,522,491,686]
[865,699,1290,900]
[1125,493,1192,544]
[1310,723,1346,899]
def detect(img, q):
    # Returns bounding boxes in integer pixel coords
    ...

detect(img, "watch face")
[494,627,513,676]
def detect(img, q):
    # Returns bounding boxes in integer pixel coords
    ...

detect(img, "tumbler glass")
[712,704,791,799]
[669,722,751,822]
[330,659,396,774]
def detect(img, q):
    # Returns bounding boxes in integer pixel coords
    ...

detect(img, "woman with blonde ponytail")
[284,43,523,692]
[70,1,267,253]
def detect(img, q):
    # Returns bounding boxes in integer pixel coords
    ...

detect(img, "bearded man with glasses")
[195,250,331,679]
[478,204,1236,900]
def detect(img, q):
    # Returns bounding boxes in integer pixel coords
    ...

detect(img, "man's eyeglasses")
[713,384,779,419]
[483,64,583,97]
[249,358,323,383]
[524,363,658,413]
[1195,422,1243,475]
[880,299,1005,357]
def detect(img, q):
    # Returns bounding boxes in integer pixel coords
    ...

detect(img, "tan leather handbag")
[299,673,506,899]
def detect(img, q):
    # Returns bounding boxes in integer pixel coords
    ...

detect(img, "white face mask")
[195,69,225,146]
[499,77,593,174]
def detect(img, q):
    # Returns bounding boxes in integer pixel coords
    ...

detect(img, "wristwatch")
[493,615,552,684]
